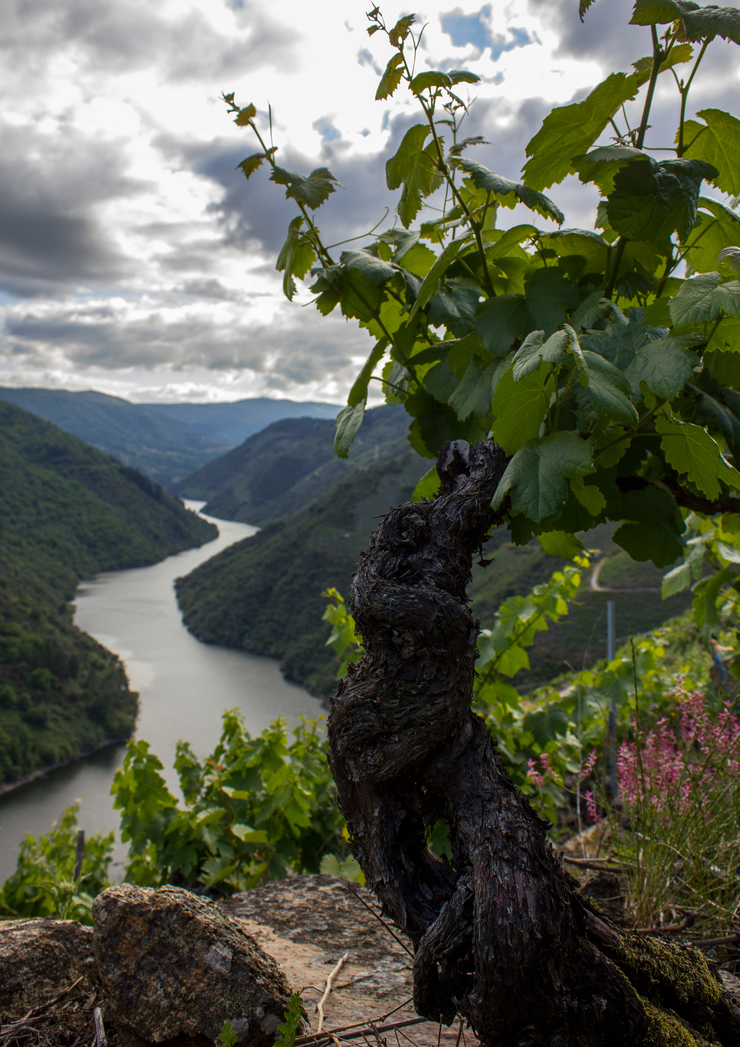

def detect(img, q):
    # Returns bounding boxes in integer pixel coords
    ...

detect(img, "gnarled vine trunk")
[327,439,740,1047]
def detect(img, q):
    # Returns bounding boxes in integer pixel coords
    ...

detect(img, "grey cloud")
[164,131,401,259]
[0,0,300,82]
[0,122,144,297]
[3,299,371,390]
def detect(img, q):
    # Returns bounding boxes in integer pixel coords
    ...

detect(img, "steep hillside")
[0,400,217,786]
[176,406,409,525]
[145,397,339,448]
[176,452,425,696]
[174,391,692,696]
[0,388,227,488]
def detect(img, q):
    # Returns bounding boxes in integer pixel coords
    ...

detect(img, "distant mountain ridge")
[0,388,226,488]
[144,398,340,449]
[0,388,340,489]
[0,399,217,787]
[176,405,409,525]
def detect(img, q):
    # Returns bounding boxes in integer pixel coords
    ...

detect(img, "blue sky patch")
[313,119,341,143]
[440,6,532,61]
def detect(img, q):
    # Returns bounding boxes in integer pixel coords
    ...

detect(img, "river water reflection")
[0,504,325,881]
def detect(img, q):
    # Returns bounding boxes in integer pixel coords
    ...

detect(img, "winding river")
[0,504,325,882]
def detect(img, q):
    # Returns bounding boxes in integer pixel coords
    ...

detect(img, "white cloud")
[0,0,737,403]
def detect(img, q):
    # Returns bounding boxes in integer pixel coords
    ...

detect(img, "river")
[0,504,325,882]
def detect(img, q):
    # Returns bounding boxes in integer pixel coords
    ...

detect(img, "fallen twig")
[345,885,413,957]
[1,975,85,1037]
[92,1006,107,1047]
[635,917,694,935]
[560,855,630,871]
[317,952,349,1034]
[690,933,740,948]
[298,1016,428,1047]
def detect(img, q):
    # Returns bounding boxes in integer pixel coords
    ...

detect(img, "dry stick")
[294,1001,414,1046]
[316,952,349,1034]
[561,855,630,871]
[16,976,84,1024]
[345,885,414,957]
[297,1016,428,1047]
[92,1007,107,1047]
[690,933,740,948]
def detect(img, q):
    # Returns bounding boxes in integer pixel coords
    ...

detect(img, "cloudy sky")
[0,0,737,405]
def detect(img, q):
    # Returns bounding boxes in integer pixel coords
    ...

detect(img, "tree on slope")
[225,2,740,1042]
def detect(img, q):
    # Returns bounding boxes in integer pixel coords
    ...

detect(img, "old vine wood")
[329,438,740,1046]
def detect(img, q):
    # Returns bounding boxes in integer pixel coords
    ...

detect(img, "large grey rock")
[92,884,297,1046]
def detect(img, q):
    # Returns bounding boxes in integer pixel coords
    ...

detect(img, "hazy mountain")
[144,397,340,448]
[0,388,227,488]
[0,399,217,787]
[176,405,410,525]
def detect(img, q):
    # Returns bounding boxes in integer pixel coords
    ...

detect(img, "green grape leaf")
[523,72,641,191]
[376,53,405,100]
[573,144,645,195]
[448,70,481,84]
[238,153,268,179]
[276,217,316,301]
[492,364,550,454]
[623,335,699,398]
[525,269,581,335]
[334,401,366,458]
[270,166,341,210]
[448,357,498,420]
[492,431,594,522]
[656,413,740,499]
[613,519,685,567]
[407,236,474,321]
[537,530,585,557]
[512,330,570,380]
[347,337,389,407]
[389,14,416,47]
[425,359,460,402]
[684,109,740,196]
[386,124,439,228]
[571,475,608,515]
[682,5,740,44]
[409,71,452,94]
[669,272,740,325]
[234,103,256,126]
[719,246,740,276]
[475,294,533,356]
[684,198,740,275]
[580,0,598,18]
[412,465,442,502]
[578,349,640,425]
[707,316,740,354]
[606,156,718,241]
[453,158,564,224]
[629,0,740,43]
[632,42,693,86]
[341,249,397,285]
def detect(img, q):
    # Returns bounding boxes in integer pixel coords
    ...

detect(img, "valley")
[0,400,216,787]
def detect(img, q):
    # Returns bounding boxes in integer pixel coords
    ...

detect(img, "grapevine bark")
[327,439,740,1047]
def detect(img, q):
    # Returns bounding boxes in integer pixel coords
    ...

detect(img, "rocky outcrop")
[0,876,471,1047]
[92,884,295,1047]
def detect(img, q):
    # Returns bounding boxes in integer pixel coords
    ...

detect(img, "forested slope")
[0,400,217,786]
[176,451,425,696]
[0,388,227,488]
[176,405,409,524]
[175,404,691,695]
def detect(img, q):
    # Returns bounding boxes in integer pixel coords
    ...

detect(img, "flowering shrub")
[614,688,740,929]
